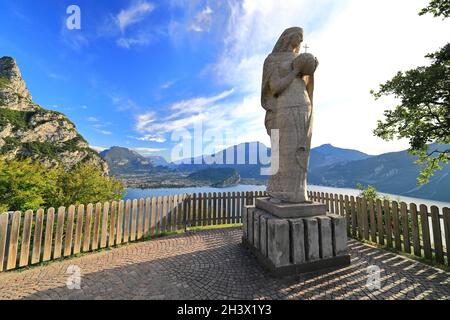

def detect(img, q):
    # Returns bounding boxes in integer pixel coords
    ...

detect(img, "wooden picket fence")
[307,191,450,267]
[0,191,267,272]
[0,190,449,272]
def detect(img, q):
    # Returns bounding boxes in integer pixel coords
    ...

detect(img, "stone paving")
[0,227,449,300]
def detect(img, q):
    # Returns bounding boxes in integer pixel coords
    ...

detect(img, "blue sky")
[0,0,448,160]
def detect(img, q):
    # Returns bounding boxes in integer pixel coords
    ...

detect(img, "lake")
[125,184,450,210]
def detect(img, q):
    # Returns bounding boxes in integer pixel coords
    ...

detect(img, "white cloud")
[211,0,450,155]
[136,112,157,132]
[161,80,176,89]
[48,73,68,81]
[87,116,99,122]
[133,147,167,154]
[116,34,151,48]
[117,1,155,33]
[97,129,112,135]
[111,96,141,111]
[137,135,167,143]
[135,90,234,136]
[189,5,213,32]
[167,89,234,119]
[90,145,107,153]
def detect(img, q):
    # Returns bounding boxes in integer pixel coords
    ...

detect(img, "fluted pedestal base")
[242,203,350,277]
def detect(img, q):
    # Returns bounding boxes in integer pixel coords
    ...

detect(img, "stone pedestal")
[242,199,350,277]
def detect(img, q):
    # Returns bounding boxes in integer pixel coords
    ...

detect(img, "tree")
[0,158,125,212]
[53,163,125,207]
[419,0,450,18]
[372,0,450,184]
[0,158,59,212]
[357,184,390,202]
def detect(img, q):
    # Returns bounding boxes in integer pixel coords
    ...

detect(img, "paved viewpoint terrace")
[0,228,449,300]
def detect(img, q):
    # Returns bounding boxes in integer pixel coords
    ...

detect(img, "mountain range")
[99,146,169,175]
[100,143,449,202]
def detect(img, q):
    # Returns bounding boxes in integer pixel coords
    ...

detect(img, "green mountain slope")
[0,56,108,173]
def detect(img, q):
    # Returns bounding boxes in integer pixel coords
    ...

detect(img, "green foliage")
[0,108,34,130]
[0,76,9,88]
[52,163,125,208]
[0,158,124,212]
[419,0,450,18]
[0,137,21,152]
[372,3,450,184]
[357,184,390,202]
[0,158,58,212]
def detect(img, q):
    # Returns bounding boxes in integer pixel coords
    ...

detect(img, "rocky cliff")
[0,56,108,173]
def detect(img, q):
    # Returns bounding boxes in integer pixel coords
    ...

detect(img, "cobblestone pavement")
[0,227,449,300]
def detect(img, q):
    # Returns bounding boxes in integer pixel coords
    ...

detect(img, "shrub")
[0,158,125,212]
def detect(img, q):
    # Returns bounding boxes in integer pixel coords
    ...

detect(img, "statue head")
[272,27,304,54]
[293,53,318,76]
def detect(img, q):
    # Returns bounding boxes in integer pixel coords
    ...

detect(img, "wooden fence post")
[329,194,334,214]
[344,195,350,235]
[369,199,377,242]
[137,198,144,239]
[144,198,151,237]
[350,196,357,237]
[172,194,179,231]
[384,200,393,249]
[207,193,212,226]
[400,202,411,254]
[391,201,401,251]
[64,205,75,257]
[83,204,94,251]
[409,203,421,257]
[202,193,208,226]
[100,202,110,247]
[166,196,172,232]
[130,199,137,241]
[0,213,8,271]
[31,209,44,265]
[109,202,117,247]
[213,193,217,225]
[192,193,197,227]
[376,199,384,246]
[19,210,33,267]
[54,207,66,259]
[6,211,21,270]
[339,195,344,217]
[43,208,55,261]
[431,206,444,264]
[361,198,369,241]
[419,204,432,260]
[443,208,450,265]
[122,200,131,243]
[73,204,84,255]
[218,193,223,225]
[150,197,156,236]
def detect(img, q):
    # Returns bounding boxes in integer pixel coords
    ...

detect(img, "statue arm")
[269,67,299,96]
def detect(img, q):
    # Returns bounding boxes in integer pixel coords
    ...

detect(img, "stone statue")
[261,27,319,203]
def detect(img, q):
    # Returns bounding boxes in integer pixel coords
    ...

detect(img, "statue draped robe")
[261,52,315,203]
